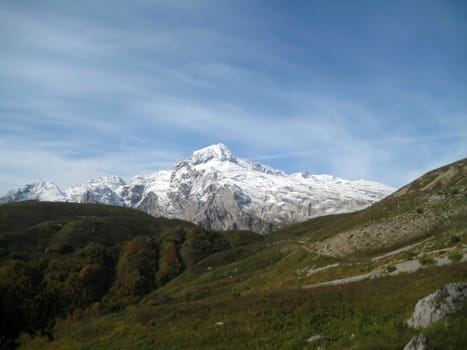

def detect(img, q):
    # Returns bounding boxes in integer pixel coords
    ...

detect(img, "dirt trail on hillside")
[304,252,467,289]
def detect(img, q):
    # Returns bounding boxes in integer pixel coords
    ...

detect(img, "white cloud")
[0,1,465,195]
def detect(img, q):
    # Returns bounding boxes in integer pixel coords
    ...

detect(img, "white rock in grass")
[307,335,322,343]
[403,334,433,350]
[407,282,467,329]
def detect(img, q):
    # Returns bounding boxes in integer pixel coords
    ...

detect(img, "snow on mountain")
[65,176,126,205]
[0,181,67,203]
[0,144,396,233]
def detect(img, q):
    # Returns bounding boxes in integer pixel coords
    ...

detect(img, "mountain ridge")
[0,144,395,232]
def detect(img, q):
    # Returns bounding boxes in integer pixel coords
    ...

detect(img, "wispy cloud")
[0,0,466,193]
[0,141,182,192]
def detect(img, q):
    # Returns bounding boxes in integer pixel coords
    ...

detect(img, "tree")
[113,237,159,298]
[0,261,57,349]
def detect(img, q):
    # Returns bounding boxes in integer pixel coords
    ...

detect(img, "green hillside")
[147,158,466,300]
[1,158,466,349]
[0,201,261,348]
[19,263,467,350]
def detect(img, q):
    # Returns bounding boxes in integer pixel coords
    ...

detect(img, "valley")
[0,158,465,349]
[3,1,465,349]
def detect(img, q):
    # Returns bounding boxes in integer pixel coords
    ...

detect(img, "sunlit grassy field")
[22,262,467,350]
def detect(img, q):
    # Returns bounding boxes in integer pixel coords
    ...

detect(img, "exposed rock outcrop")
[407,282,467,329]
[403,334,433,350]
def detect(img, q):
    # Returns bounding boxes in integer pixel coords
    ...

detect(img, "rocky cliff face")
[0,144,395,233]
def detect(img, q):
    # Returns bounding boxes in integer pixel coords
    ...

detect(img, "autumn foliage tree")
[113,237,159,299]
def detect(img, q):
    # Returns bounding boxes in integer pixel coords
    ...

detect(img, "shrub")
[179,230,230,267]
[419,256,435,266]
[448,252,463,262]
[72,308,84,320]
[449,235,461,245]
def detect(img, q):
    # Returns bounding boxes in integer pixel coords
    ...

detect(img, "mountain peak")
[0,180,66,204]
[86,176,126,187]
[24,180,61,192]
[188,143,236,165]
[0,144,397,233]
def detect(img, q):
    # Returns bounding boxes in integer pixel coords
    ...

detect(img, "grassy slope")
[0,201,186,255]
[22,262,467,350]
[272,158,467,246]
[144,159,466,300]
[0,201,262,318]
[4,158,467,349]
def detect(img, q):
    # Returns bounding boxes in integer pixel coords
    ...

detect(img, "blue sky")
[1,0,466,193]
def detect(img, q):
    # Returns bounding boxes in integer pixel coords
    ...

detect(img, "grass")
[20,262,467,350]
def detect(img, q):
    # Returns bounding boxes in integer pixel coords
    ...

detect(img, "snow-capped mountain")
[65,176,126,205]
[1,181,67,203]
[0,144,395,233]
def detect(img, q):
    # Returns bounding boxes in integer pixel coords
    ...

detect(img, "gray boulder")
[407,282,467,329]
[403,334,433,350]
